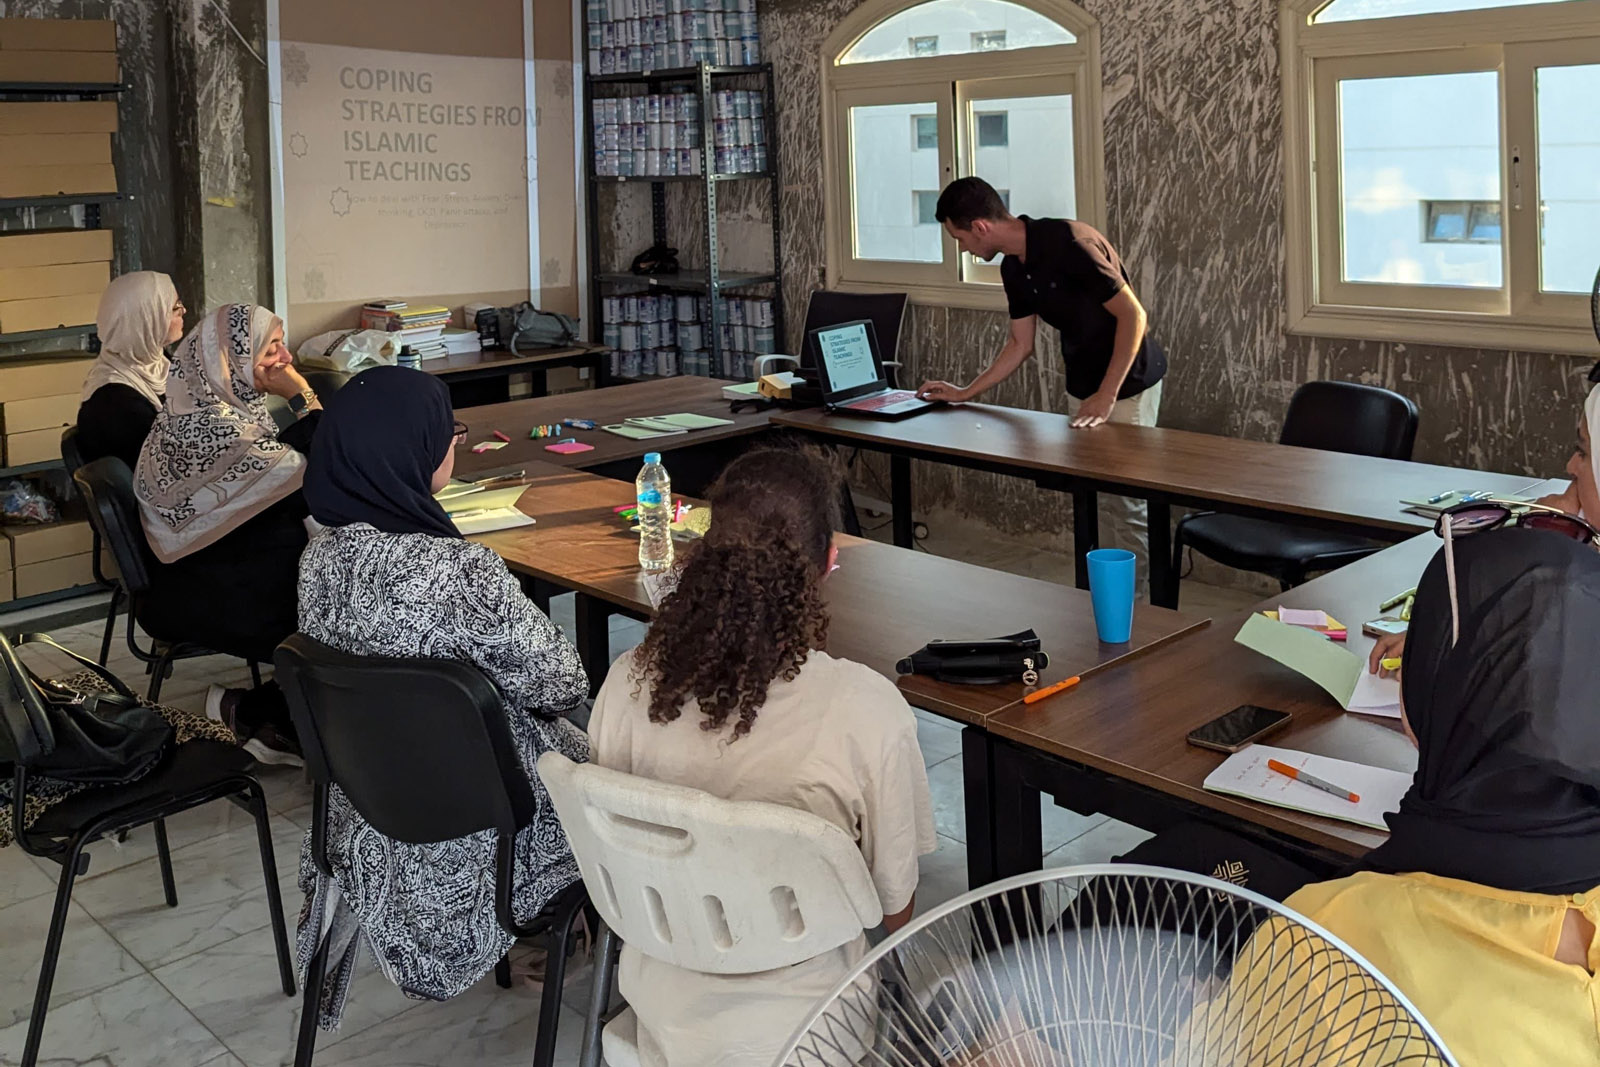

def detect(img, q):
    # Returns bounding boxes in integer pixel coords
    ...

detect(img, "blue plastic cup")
[1087,548,1137,644]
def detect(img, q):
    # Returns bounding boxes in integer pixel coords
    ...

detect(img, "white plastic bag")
[296,329,398,373]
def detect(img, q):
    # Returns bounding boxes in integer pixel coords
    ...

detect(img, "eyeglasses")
[1433,497,1598,648]
[1434,497,1599,547]
[452,420,469,444]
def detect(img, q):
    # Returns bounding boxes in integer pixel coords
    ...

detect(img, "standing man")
[916,177,1167,589]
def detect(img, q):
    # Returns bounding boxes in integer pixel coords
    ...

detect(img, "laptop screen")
[813,322,882,394]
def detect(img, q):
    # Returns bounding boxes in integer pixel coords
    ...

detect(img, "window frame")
[1282,0,1600,355]
[821,0,1105,310]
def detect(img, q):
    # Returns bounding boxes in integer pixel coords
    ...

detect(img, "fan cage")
[776,864,1458,1067]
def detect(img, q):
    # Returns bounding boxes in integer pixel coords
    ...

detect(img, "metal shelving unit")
[0,79,124,613]
[582,57,784,384]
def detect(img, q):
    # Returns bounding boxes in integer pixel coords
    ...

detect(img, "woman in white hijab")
[133,303,324,766]
[75,271,186,468]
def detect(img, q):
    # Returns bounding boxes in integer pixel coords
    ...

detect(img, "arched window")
[1282,0,1600,353]
[821,0,1103,305]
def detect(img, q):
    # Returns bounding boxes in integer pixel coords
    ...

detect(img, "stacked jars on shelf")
[591,89,765,178]
[602,292,776,380]
[586,0,760,75]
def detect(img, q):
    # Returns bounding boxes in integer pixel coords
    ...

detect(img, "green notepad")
[627,412,735,431]
[602,422,687,440]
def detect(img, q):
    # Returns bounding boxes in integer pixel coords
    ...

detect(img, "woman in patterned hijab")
[132,303,324,767]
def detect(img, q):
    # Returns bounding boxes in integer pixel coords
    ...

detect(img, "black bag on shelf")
[497,302,580,354]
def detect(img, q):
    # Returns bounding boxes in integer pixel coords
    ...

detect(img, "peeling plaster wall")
[594,0,1595,543]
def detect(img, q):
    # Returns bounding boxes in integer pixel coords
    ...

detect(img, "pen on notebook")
[1267,758,1360,803]
[1023,676,1081,705]
[1425,490,1454,505]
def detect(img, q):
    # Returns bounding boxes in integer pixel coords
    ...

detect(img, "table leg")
[991,741,1045,880]
[1146,498,1175,608]
[573,594,612,697]
[1072,487,1098,590]
[962,727,995,890]
[890,454,913,549]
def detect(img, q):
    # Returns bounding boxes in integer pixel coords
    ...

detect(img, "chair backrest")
[538,751,883,975]
[274,633,536,845]
[1279,380,1419,460]
[801,290,909,370]
[73,457,155,595]
[0,631,51,768]
[59,426,86,476]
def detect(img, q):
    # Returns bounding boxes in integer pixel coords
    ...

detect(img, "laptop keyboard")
[850,390,920,411]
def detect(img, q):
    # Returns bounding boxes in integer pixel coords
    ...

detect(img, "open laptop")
[809,319,935,418]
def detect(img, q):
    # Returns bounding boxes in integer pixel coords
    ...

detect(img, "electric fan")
[776,865,1457,1067]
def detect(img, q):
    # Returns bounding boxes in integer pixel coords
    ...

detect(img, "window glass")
[1313,0,1583,23]
[912,113,938,149]
[1337,70,1502,287]
[1535,62,1600,293]
[914,190,940,224]
[841,0,1074,64]
[851,101,945,262]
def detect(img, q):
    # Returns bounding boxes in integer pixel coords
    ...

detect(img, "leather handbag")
[895,629,1049,685]
[4,633,173,785]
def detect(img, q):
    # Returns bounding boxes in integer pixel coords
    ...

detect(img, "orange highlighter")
[1023,675,1081,705]
[1267,758,1360,803]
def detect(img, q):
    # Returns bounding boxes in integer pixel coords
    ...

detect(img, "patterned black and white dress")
[295,522,589,1028]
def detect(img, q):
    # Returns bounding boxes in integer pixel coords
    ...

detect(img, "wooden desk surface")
[474,463,1212,726]
[452,378,769,479]
[423,344,603,378]
[987,535,1443,857]
[773,404,1544,534]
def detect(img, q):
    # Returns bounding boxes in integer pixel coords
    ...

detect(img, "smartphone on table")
[1187,704,1292,754]
[1361,617,1409,638]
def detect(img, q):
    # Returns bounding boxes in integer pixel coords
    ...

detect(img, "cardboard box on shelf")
[0,17,117,52]
[0,133,111,167]
[0,101,117,136]
[0,261,108,302]
[0,51,118,84]
[0,354,95,401]
[0,570,13,604]
[3,426,63,466]
[0,162,117,198]
[0,535,10,569]
[0,229,112,270]
[0,292,99,334]
[4,520,94,567]
[14,552,94,598]
[1,392,78,435]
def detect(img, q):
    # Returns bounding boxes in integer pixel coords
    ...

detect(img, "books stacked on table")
[441,326,481,356]
[359,300,451,344]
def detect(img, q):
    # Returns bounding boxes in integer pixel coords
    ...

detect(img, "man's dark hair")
[934,177,1010,229]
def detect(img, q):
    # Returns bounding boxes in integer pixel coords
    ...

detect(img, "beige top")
[588,647,938,1067]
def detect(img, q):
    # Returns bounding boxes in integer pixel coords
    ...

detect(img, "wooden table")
[424,343,608,408]
[452,378,771,492]
[970,534,1443,883]
[473,462,1212,729]
[772,404,1547,604]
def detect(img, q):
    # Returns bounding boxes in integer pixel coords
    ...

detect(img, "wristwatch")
[287,387,317,416]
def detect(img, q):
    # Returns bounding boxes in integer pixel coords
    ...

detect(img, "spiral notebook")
[1203,744,1411,831]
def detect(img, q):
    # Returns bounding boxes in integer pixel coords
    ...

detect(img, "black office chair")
[799,289,910,385]
[0,630,293,1067]
[274,634,592,1067]
[1170,381,1420,606]
[59,427,122,666]
[72,457,259,700]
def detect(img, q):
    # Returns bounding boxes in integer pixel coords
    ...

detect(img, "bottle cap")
[644,452,661,464]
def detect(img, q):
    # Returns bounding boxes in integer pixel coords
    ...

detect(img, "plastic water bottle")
[636,451,673,572]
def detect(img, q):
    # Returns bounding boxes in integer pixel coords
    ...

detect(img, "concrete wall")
[697,0,1595,544]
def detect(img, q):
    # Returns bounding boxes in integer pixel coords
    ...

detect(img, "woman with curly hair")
[587,448,936,1067]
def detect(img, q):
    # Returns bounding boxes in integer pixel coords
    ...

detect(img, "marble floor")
[0,515,1258,1067]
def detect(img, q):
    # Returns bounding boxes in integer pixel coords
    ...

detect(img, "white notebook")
[452,507,536,536]
[1203,744,1412,831]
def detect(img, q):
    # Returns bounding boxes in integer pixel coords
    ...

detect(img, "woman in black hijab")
[1283,527,1600,1066]
[293,366,589,1029]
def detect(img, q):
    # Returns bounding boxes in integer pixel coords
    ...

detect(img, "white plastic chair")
[537,752,883,1067]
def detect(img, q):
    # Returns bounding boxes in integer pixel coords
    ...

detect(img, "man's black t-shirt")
[1000,216,1166,401]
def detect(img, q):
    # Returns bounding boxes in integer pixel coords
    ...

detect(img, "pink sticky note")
[545,441,595,455]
